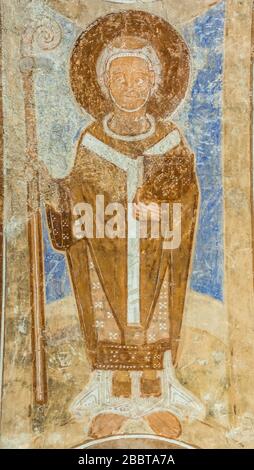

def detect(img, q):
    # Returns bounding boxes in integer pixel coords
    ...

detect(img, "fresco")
[0,0,254,450]
[40,1,225,304]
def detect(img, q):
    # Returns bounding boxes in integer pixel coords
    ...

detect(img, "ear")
[103,71,111,98]
[149,70,156,87]
[105,71,110,88]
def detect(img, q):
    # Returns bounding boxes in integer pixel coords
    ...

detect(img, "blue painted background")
[176,1,225,301]
[33,1,225,304]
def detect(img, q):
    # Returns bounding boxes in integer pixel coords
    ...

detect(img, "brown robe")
[45,119,199,371]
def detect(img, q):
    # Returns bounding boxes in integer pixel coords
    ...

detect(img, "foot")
[112,371,131,398]
[88,413,127,439]
[141,370,162,398]
[145,411,182,439]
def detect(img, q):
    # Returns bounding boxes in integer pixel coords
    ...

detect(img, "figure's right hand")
[25,157,60,208]
[25,157,66,211]
[25,157,50,184]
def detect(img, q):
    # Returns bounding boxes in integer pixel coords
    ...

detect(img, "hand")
[25,157,50,184]
[25,157,59,206]
[132,187,161,221]
[132,201,161,221]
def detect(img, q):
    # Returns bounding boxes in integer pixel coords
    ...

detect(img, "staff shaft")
[22,69,48,405]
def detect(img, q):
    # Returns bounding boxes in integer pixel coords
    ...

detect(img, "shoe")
[88,412,127,439]
[145,410,182,439]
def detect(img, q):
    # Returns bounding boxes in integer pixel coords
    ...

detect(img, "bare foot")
[88,413,127,439]
[145,411,182,439]
[112,371,131,398]
[141,370,162,397]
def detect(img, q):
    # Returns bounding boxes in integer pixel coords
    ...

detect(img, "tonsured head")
[96,36,162,112]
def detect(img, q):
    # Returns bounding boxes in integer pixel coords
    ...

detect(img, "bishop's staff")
[20,18,62,405]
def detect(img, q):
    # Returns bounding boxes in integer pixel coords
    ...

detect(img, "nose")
[124,77,137,95]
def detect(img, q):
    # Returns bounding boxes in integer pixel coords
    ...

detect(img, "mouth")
[124,94,138,99]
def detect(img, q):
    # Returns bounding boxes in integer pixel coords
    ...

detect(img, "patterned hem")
[93,342,170,370]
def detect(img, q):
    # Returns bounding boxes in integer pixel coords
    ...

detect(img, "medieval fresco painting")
[0,0,254,450]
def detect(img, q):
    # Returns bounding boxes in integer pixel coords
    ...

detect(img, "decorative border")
[0,0,4,424]
[251,0,254,291]
[0,2,2,295]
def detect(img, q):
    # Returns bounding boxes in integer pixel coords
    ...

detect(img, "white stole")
[81,128,180,325]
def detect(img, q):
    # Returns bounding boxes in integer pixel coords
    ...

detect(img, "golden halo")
[70,10,190,119]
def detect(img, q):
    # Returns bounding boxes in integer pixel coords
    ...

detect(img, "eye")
[112,73,125,85]
[135,76,147,86]
[118,79,125,86]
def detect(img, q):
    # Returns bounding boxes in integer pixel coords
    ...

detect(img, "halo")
[70,10,190,119]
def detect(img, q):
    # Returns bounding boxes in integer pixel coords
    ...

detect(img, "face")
[107,56,155,111]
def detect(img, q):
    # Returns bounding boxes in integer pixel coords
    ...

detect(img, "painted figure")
[37,11,204,435]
